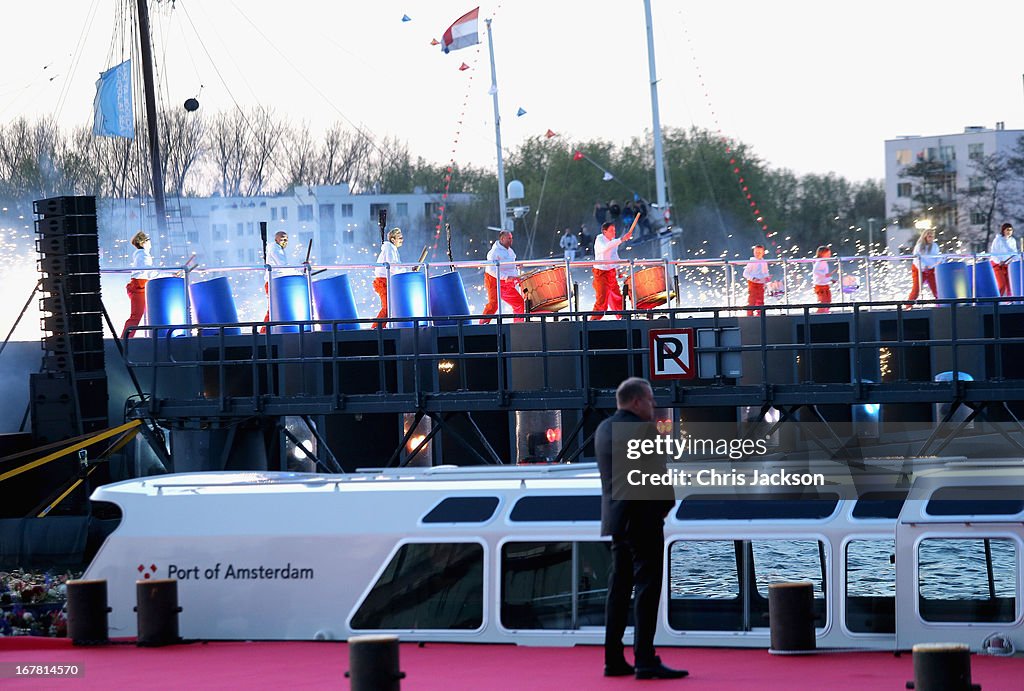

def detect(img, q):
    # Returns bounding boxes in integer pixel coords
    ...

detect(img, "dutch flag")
[441,7,480,53]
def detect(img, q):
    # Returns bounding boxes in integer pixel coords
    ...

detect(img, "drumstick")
[626,212,641,237]
[411,245,429,272]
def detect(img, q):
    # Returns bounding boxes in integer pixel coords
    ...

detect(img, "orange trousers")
[746,280,765,316]
[122,278,148,338]
[372,277,388,328]
[907,266,937,302]
[590,268,623,320]
[814,284,832,313]
[480,273,525,324]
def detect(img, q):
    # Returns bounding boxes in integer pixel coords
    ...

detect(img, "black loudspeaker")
[42,313,102,335]
[42,273,101,295]
[44,352,106,374]
[41,293,102,315]
[36,233,99,255]
[44,332,104,355]
[33,196,97,217]
[39,253,100,276]
[35,216,98,236]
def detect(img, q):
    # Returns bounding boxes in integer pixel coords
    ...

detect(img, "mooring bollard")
[134,578,182,647]
[66,579,110,645]
[907,642,977,691]
[345,634,405,691]
[768,581,816,653]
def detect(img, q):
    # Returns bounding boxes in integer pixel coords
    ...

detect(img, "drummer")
[591,221,633,320]
[372,227,408,329]
[480,229,526,324]
[742,244,771,316]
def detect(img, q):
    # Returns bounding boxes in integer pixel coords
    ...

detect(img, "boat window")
[422,497,500,524]
[925,487,1024,517]
[667,540,742,631]
[918,538,1017,623]
[508,495,600,522]
[675,495,839,521]
[351,543,483,630]
[851,491,907,520]
[845,539,895,634]
[500,541,611,630]
[667,539,826,632]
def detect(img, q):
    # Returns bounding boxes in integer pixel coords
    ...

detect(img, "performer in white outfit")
[907,229,941,303]
[591,221,633,320]
[372,228,407,329]
[121,231,158,338]
[741,244,771,316]
[989,223,1018,296]
[480,230,525,324]
[812,246,833,314]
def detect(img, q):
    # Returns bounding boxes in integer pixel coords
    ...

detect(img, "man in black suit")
[595,377,687,680]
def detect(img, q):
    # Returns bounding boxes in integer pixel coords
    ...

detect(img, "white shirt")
[913,241,942,271]
[265,241,302,279]
[374,241,407,279]
[559,233,579,251]
[594,233,625,268]
[742,257,770,283]
[485,241,519,279]
[812,259,832,286]
[130,247,157,280]
[990,234,1018,264]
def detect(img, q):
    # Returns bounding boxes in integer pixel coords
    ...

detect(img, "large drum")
[520,266,569,313]
[633,265,671,310]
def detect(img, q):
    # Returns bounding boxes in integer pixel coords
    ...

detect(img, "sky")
[1,0,1022,186]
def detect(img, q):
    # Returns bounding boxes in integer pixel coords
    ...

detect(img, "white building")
[100,184,474,268]
[884,123,1023,251]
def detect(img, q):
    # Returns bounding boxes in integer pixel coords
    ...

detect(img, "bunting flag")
[401,14,411,22]
[430,38,440,46]
[458,62,470,71]
[92,60,134,138]
[441,7,480,53]
[602,171,614,181]
[545,129,557,138]
[573,151,584,161]
[516,107,526,117]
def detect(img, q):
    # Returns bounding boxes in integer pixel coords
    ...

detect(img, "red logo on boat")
[137,564,158,579]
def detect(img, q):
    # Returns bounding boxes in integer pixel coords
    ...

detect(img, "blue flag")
[93,60,134,138]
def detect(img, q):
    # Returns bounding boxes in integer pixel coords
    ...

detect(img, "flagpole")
[485,18,510,231]
[643,0,673,259]
[136,0,168,239]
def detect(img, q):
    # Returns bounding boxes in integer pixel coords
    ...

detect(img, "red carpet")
[1,638,1021,689]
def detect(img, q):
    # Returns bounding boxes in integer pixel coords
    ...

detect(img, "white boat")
[83,460,1023,652]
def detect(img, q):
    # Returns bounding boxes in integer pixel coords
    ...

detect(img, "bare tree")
[0,117,70,199]
[208,109,250,197]
[159,108,207,196]
[317,123,373,187]
[280,122,319,190]
[958,152,1017,249]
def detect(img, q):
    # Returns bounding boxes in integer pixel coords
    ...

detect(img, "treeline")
[0,111,884,259]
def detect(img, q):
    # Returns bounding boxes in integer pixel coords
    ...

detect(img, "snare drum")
[633,266,672,309]
[520,266,569,312]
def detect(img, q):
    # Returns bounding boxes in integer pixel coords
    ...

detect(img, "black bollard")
[908,643,976,691]
[134,578,182,647]
[768,582,816,653]
[66,579,111,645]
[345,634,406,691]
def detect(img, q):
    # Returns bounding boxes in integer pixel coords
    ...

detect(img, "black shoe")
[604,660,635,677]
[635,657,688,680]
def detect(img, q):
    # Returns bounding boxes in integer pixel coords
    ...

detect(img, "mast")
[136,0,168,237]
[485,19,510,231]
[643,0,673,258]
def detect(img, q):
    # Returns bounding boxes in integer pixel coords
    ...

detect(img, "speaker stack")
[31,196,109,444]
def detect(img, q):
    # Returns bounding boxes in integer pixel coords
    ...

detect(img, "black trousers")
[605,521,664,666]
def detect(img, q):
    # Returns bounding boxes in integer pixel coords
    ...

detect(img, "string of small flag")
[428,6,485,254]
[680,19,778,254]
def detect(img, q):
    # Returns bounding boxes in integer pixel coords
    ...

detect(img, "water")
[668,537,1017,600]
